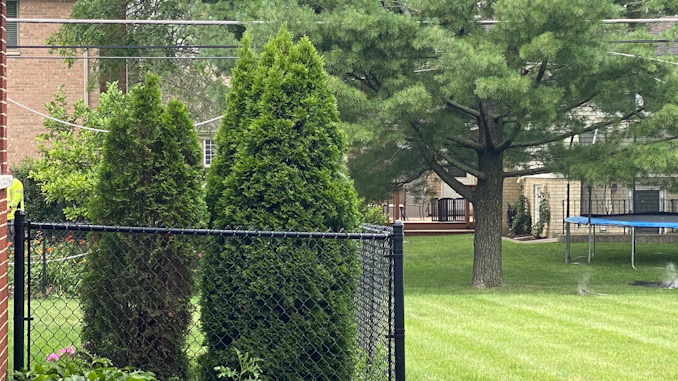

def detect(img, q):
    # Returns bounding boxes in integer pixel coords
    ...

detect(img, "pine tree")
[82,73,207,380]
[201,29,360,380]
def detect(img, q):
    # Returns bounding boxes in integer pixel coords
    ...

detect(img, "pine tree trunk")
[472,150,504,288]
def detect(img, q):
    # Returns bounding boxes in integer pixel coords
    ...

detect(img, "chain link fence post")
[13,210,25,372]
[392,220,405,381]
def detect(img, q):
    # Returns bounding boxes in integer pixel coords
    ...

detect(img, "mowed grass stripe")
[407,294,678,380]
[405,235,678,380]
[484,295,678,352]
[408,296,623,380]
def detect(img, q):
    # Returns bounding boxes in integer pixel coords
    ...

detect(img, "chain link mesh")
[20,223,395,381]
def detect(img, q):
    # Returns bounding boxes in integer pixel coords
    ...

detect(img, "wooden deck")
[395,219,475,236]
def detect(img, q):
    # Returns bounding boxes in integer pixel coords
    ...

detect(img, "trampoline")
[564,213,678,268]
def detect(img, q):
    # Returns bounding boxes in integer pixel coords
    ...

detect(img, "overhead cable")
[10,45,239,49]
[609,51,678,66]
[9,18,256,25]
[479,18,678,25]
[8,98,224,133]
[7,56,238,60]
[10,40,673,50]
[8,98,109,132]
[9,17,678,26]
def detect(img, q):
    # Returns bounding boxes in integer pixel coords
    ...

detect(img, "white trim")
[203,139,215,167]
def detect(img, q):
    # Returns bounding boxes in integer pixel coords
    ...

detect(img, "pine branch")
[445,99,481,119]
[504,167,550,178]
[509,107,644,149]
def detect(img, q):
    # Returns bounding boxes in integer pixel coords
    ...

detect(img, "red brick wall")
[1,1,9,379]
[8,0,94,165]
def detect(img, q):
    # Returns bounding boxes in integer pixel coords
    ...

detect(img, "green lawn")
[10,234,678,380]
[405,234,678,380]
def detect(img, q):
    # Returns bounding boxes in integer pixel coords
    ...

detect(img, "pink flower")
[59,346,76,355]
[46,353,60,362]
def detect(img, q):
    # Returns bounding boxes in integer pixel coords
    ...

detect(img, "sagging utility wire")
[8,98,224,133]
[7,56,238,60]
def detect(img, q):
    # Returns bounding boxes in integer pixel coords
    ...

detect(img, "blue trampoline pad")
[565,213,678,229]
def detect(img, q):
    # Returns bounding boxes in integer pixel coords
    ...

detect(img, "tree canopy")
[50,0,678,287]
[196,0,678,287]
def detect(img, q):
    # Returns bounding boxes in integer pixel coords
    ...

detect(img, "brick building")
[8,0,94,165]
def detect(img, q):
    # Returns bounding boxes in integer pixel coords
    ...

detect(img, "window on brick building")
[203,139,215,167]
[7,0,18,49]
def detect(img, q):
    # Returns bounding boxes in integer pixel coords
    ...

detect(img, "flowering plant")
[14,346,157,380]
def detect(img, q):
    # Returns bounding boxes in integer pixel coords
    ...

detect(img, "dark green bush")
[201,29,360,380]
[359,198,389,226]
[510,189,532,236]
[12,158,64,222]
[82,74,207,380]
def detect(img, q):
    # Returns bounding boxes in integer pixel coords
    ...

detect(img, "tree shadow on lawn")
[405,238,678,296]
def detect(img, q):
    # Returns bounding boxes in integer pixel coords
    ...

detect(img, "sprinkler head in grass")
[577,273,590,294]
[662,263,678,289]
[630,263,678,289]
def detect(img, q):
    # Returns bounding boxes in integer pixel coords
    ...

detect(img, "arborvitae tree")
[201,29,360,380]
[205,33,257,225]
[82,74,207,380]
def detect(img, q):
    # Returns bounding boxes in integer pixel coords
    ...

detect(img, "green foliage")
[201,0,678,287]
[14,348,158,381]
[204,33,257,225]
[359,199,389,226]
[201,29,360,380]
[29,88,105,221]
[82,74,208,380]
[29,231,87,298]
[533,190,551,238]
[213,349,262,381]
[12,158,64,222]
[509,191,532,236]
[47,1,228,125]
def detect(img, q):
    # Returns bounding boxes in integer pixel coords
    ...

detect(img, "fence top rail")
[27,221,392,240]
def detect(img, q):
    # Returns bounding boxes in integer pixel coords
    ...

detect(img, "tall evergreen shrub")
[201,29,360,380]
[204,33,257,225]
[82,74,207,380]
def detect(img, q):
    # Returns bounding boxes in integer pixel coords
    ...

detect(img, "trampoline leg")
[565,222,571,263]
[587,223,593,264]
[592,225,596,258]
[631,227,636,269]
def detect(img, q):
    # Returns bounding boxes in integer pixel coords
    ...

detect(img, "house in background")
[509,17,678,239]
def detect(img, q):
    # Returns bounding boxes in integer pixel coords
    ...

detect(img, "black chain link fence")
[12,213,404,381]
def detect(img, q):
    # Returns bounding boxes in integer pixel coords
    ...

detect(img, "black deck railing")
[430,198,468,222]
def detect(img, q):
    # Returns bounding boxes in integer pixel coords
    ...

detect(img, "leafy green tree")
[201,28,360,380]
[29,84,131,221]
[198,0,678,287]
[82,73,208,380]
[47,0,230,126]
[29,86,127,221]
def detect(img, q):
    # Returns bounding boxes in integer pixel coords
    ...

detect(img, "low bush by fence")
[12,213,404,381]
